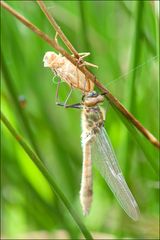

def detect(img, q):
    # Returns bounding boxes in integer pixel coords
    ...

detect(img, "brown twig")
[1,0,159,149]
[37,0,79,58]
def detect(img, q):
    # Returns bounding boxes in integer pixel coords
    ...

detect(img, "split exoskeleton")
[43,51,96,106]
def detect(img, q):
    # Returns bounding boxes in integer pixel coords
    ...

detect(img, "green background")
[1,1,159,239]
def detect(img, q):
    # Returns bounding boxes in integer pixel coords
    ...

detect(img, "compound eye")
[89,91,98,98]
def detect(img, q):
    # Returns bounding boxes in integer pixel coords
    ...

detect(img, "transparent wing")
[91,127,139,221]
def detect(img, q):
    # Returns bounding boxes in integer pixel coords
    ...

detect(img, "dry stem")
[37,0,79,58]
[1,0,159,149]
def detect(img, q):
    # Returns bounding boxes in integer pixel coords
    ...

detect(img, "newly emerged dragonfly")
[67,91,139,221]
[43,52,139,220]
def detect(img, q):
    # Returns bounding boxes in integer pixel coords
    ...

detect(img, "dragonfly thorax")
[82,106,104,136]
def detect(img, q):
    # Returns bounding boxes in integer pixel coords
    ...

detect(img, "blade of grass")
[120,0,156,55]
[2,139,79,236]
[1,111,93,240]
[78,1,91,54]
[1,49,43,160]
[112,105,158,174]
[118,1,148,236]
[123,1,144,179]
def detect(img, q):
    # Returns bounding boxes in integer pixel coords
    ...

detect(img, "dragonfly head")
[82,91,104,107]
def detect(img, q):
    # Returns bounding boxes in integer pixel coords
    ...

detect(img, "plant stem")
[1,111,93,240]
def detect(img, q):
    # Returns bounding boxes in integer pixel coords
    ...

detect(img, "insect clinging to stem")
[65,91,140,220]
[43,50,139,220]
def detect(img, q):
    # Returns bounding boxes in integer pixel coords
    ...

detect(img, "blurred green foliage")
[1,1,159,239]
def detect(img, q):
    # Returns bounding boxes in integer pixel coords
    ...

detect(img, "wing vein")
[91,127,139,221]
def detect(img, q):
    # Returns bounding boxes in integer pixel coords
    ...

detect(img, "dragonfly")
[43,52,139,220]
[64,91,139,221]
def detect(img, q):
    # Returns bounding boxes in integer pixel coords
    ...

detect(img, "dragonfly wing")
[91,127,139,221]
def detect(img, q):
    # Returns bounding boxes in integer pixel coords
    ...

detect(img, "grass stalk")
[1,50,43,160]
[78,1,91,54]
[1,111,93,240]
[120,1,156,55]
[118,2,145,235]
[124,1,144,179]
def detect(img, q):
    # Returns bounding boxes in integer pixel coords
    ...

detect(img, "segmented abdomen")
[80,141,92,215]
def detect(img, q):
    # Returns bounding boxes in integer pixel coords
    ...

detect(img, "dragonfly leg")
[72,52,98,68]
[78,52,98,68]
[63,87,73,106]
[78,52,91,62]
[56,85,81,108]
[54,32,59,45]
[55,77,61,104]
[57,102,82,109]
[79,61,98,68]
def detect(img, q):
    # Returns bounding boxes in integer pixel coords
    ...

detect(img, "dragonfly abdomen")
[80,142,92,215]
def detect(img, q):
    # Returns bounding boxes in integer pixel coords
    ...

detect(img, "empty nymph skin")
[43,51,94,92]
